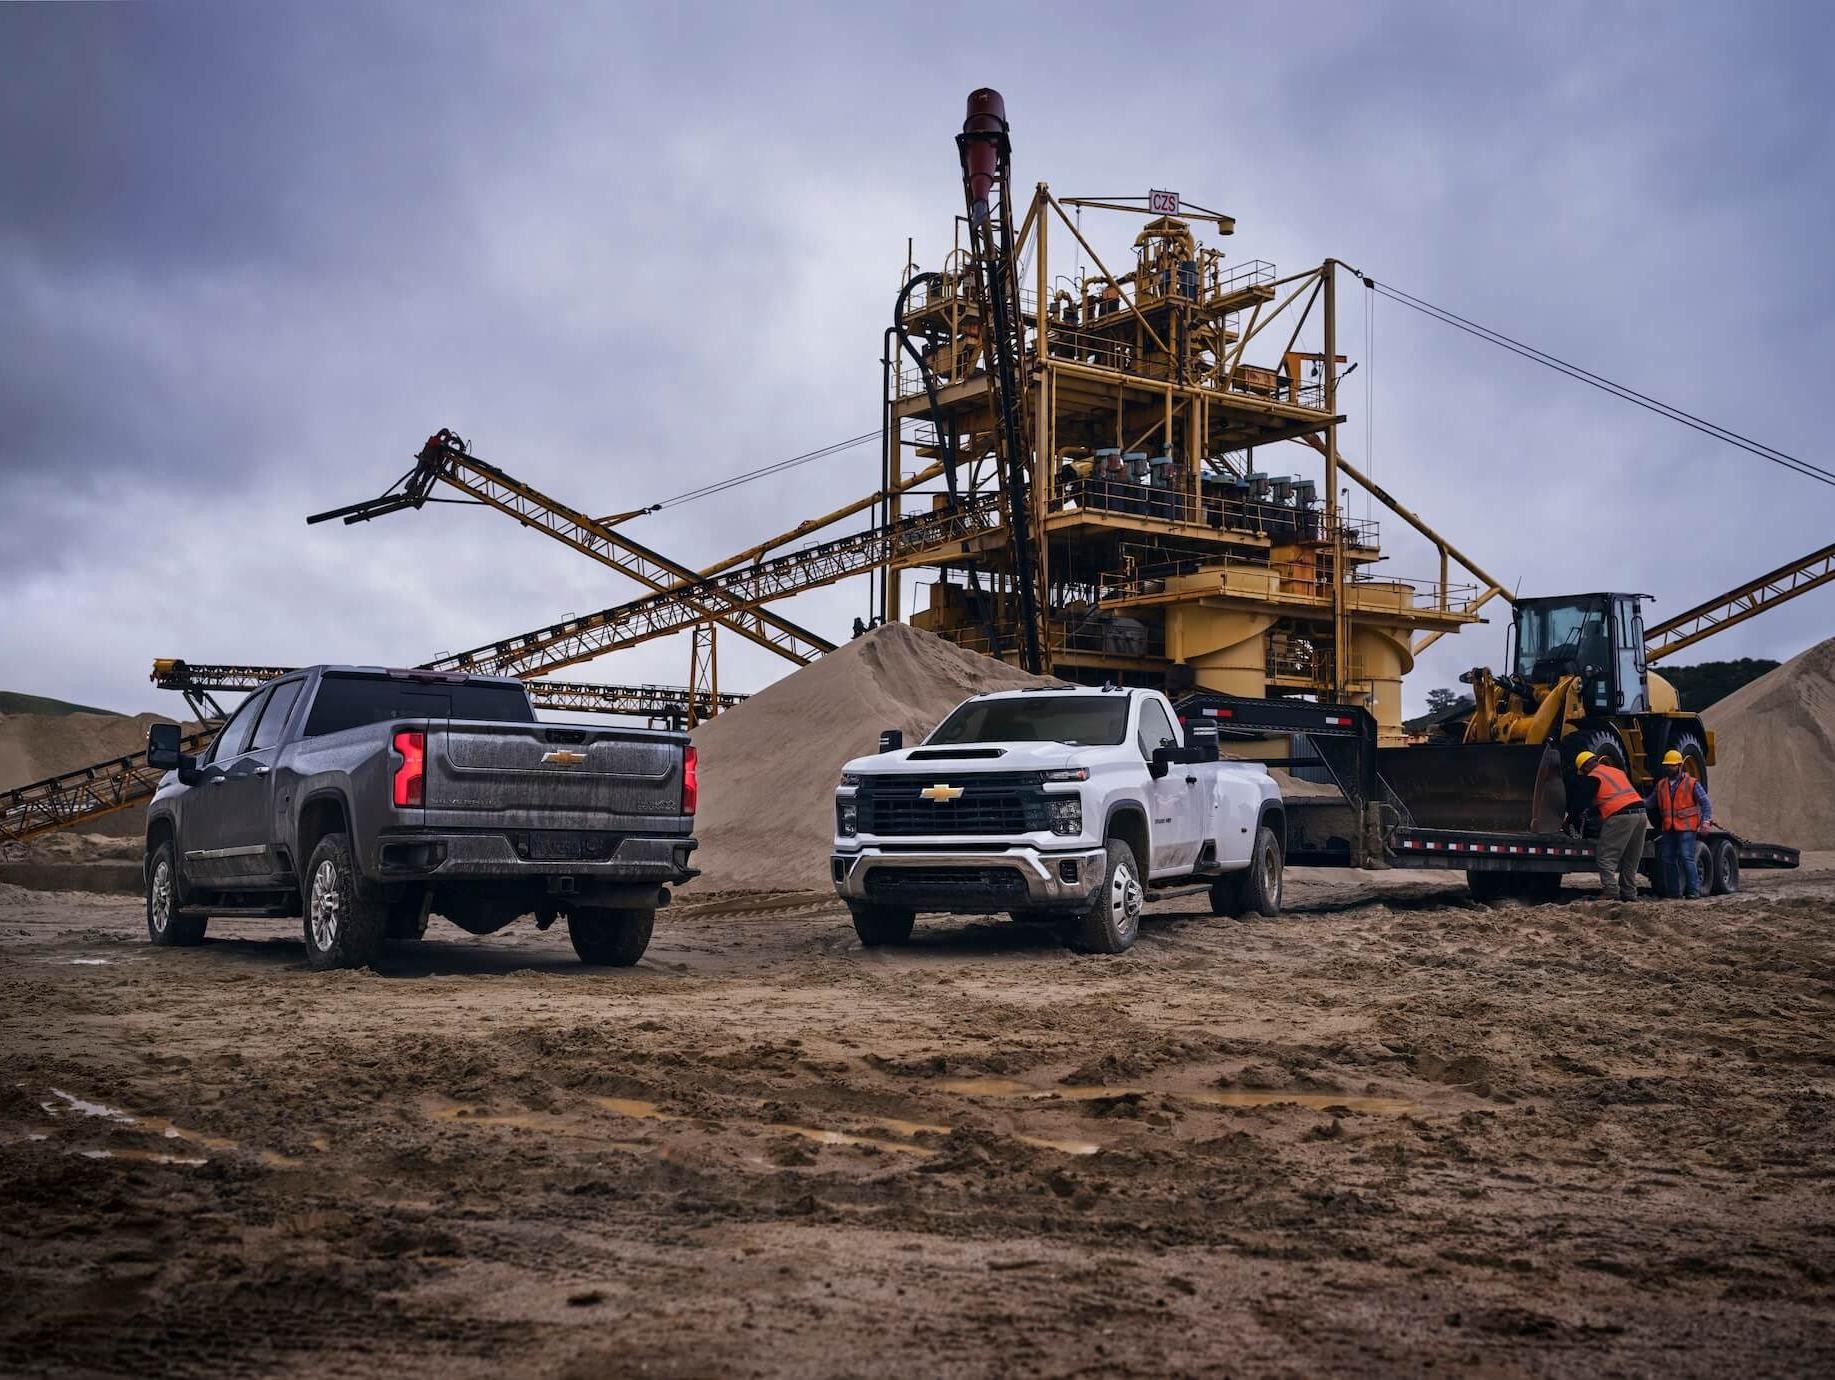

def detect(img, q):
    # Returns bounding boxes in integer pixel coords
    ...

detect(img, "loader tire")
[1664,728,1709,788]
[1566,726,1628,776]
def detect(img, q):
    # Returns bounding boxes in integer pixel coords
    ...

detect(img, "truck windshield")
[301,674,536,738]
[1514,598,1610,679]
[925,696,1130,747]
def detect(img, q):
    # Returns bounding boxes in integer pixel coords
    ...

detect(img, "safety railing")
[1206,259,1277,303]
[1057,475,1361,547]
[1265,633,1364,688]
[946,617,1167,663]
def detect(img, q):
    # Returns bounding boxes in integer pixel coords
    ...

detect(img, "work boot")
[1684,891,1702,900]
[1618,891,1640,902]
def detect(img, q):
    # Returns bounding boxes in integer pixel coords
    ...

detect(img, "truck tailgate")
[426,720,686,823]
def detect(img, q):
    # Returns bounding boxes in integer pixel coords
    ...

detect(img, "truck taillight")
[682,745,698,816]
[393,731,425,807]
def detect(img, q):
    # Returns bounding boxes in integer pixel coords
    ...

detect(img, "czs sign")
[1148,189,1180,216]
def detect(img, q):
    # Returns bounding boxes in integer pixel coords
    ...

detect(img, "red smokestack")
[962,88,1007,223]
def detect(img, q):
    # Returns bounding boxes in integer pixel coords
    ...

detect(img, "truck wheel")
[146,840,207,947]
[302,832,388,971]
[1237,826,1284,917]
[1207,870,1246,917]
[568,907,654,966]
[1711,837,1740,895]
[1062,839,1143,953]
[848,903,916,947]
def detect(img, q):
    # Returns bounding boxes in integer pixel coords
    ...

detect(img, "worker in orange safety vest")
[1570,751,1649,902]
[1646,749,1715,899]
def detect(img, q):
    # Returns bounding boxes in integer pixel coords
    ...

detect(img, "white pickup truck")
[830,686,1285,953]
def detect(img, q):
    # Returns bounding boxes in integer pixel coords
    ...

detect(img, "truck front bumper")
[830,844,1107,913]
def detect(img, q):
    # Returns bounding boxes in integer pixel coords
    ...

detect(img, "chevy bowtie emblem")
[541,750,588,767]
[920,783,965,802]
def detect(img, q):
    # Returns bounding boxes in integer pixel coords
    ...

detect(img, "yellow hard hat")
[1574,750,1597,771]
[1661,749,1685,766]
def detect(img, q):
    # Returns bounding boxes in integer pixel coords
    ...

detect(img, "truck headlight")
[837,798,858,837]
[1047,797,1082,836]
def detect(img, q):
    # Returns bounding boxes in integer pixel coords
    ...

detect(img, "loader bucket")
[1376,742,1568,835]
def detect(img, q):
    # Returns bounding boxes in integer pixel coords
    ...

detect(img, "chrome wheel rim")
[1264,842,1283,909]
[309,859,342,952]
[149,858,172,934]
[1110,859,1142,937]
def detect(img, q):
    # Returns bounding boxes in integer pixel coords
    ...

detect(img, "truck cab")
[831,686,1284,954]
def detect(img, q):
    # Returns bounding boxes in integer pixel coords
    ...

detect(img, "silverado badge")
[920,783,965,802]
[541,750,588,767]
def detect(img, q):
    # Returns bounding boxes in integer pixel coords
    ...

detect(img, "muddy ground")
[2,864,1833,1378]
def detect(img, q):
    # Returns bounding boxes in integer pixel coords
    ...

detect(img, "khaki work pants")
[1596,810,1649,901]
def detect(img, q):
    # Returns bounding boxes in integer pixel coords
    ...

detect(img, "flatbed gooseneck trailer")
[1175,692,1799,899]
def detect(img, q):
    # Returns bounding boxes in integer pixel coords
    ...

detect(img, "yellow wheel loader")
[1379,593,1711,833]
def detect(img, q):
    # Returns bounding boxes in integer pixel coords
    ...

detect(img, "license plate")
[520,832,609,861]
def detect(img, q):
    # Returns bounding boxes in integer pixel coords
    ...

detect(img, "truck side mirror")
[147,722,199,784]
[147,722,182,769]
[1149,745,1173,780]
[878,729,904,753]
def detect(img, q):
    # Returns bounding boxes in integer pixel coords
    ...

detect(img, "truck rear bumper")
[831,845,1106,913]
[376,831,697,884]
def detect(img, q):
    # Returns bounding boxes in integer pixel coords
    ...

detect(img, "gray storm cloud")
[3,1,1830,715]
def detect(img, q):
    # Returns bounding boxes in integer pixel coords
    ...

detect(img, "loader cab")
[1508,593,1649,714]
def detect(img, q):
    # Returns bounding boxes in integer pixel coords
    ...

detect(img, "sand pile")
[1703,635,1835,850]
[0,709,177,844]
[691,623,1053,891]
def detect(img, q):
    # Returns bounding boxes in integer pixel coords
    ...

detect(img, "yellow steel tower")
[880,119,1491,741]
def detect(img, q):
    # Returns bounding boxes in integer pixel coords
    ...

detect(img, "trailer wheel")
[1693,838,1715,897]
[848,903,916,948]
[1467,869,1512,903]
[1520,871,1563,903]
[1711,837,1740,895]
[568,907,654,966]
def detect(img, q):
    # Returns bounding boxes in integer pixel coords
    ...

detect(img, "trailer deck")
[1174,691,1800,888]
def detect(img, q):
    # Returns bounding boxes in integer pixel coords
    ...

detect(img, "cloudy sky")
[3,2,1831,719]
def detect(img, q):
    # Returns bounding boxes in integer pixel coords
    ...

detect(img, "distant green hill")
[0,690,124,718]
[1657,658,1780,711]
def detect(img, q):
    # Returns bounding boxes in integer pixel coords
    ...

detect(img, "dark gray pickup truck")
[144,665,697,969]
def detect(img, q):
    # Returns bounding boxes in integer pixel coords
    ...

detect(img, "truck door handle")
[208,776,225,786]
[1184,775,1198,784]
[253,766,271,776]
